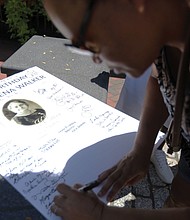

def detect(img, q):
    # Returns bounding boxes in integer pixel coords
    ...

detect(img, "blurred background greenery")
[0,0,61,44]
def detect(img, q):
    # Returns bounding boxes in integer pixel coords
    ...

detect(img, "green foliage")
[4,0,47,44]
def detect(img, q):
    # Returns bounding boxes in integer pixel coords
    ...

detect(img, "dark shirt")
[154,48,190,177]
[13,108,46,125]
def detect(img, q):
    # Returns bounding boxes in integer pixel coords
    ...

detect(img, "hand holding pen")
[79,179,101,192]
[51,181,106,220]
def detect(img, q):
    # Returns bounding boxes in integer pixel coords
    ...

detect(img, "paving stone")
[134,197,153,209]
[108,160,178,210]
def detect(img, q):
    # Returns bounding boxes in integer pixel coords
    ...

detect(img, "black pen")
[79,180,101,192]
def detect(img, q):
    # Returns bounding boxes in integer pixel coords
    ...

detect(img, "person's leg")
[164,150,190,207]
[116,67,150,120]
[151,138,174,184]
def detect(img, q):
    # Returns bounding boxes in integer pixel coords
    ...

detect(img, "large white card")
[0,67,164,219]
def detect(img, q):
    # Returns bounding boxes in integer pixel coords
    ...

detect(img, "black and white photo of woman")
[2,99,46,125]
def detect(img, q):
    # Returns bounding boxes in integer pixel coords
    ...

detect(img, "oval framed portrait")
[2,99,46,125]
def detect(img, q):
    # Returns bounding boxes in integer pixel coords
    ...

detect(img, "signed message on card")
[0,67,163,219]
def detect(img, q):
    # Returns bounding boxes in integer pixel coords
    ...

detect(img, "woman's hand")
[97,149,150,202]
[51,183,106,220]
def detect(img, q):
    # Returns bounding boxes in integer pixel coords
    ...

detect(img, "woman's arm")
[103,204,190,220]
[51,183,190,220]
[133,66,169,160]
[97,67,169,201]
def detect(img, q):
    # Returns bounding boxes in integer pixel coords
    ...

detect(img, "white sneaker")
[151,149,174,184]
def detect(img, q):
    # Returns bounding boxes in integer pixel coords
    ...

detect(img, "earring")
[85,42,101,54]
[139,5,144,13]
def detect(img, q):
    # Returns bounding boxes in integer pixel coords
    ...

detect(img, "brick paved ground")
[109,157,179,209]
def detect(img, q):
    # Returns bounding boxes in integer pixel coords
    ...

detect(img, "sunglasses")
[64,0,96,56]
